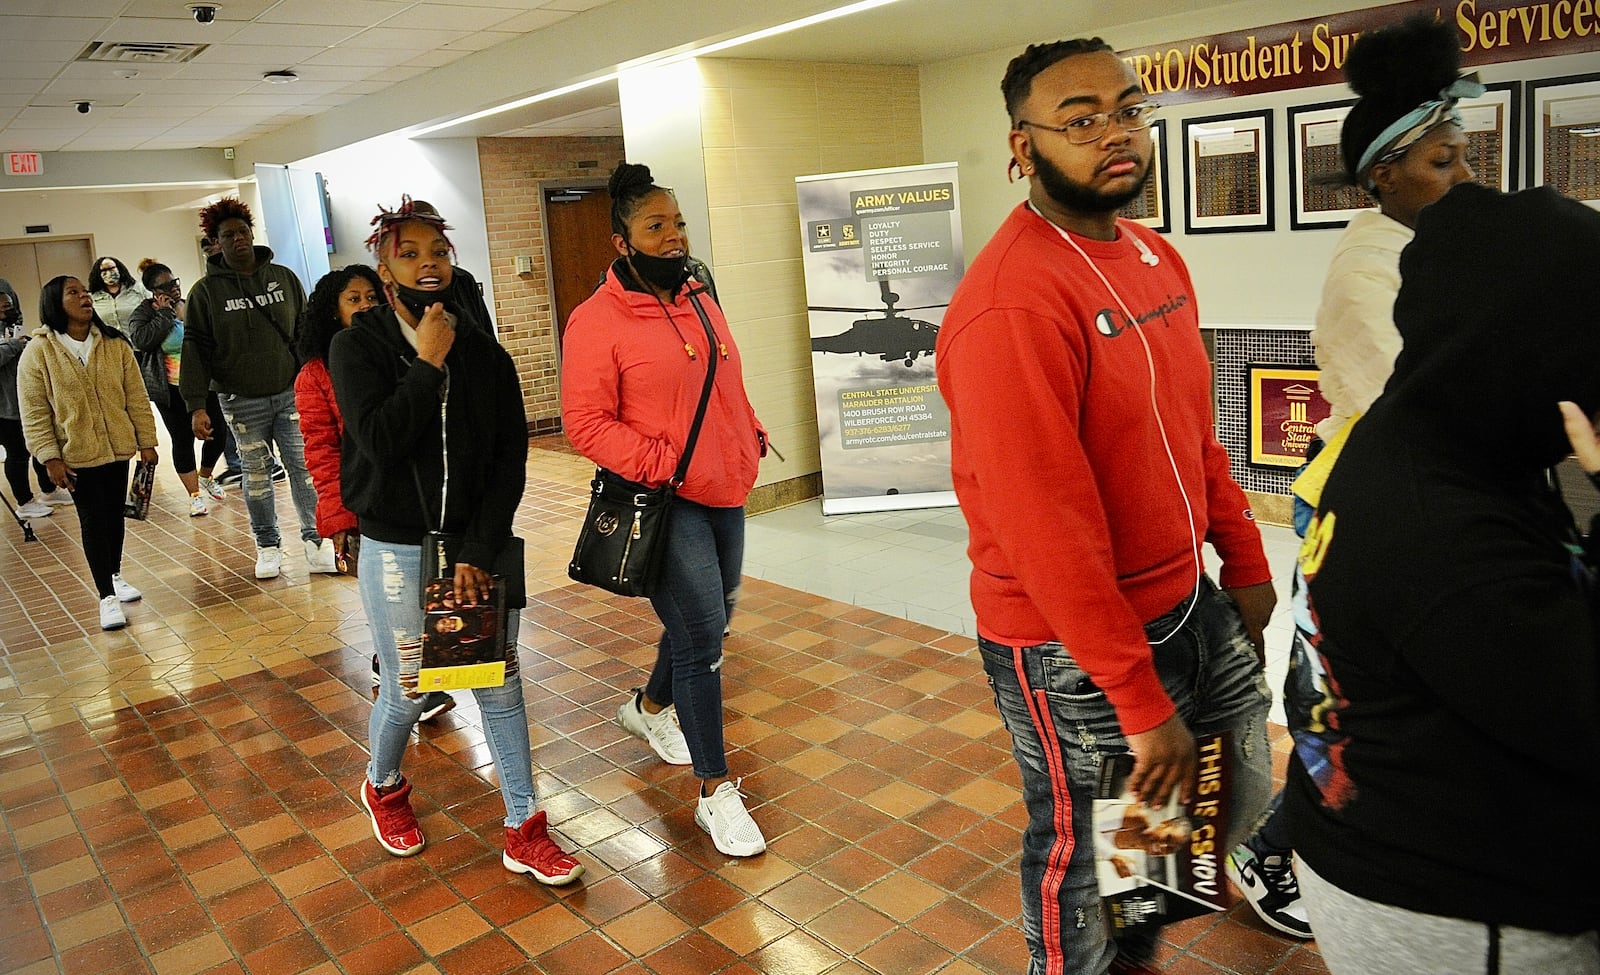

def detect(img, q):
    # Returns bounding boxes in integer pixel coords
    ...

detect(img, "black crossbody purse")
[568,286,719,598]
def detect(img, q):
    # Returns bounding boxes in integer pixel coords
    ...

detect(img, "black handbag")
[568,286,720,597]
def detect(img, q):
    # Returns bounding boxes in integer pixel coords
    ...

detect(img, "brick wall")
[476,135,625,431]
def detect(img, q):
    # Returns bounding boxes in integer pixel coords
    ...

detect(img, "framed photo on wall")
[1182,110,1274,234]
[1118,118,1170,233]
[1459,80,1520,193]
[1286,100,1369,229]
[1528,73,1600,205]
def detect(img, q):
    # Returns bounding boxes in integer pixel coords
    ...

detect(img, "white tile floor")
[746,498,1302,726]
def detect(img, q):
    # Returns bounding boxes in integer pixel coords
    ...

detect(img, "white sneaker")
[198,477,224,501]
[695,779,766,857]
[111,573,142,602]
[38,488,74,506]
[99,595,126,630]
[15,499,52,518]
[616,690,692,765]
[189,494,209,517]
[255,546,283,579]
[305,539,338,574]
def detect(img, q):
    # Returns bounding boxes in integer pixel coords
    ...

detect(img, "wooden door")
[0,237,94,320]
[544,187,614,350]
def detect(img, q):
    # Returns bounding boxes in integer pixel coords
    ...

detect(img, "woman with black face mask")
[562,162,772,859]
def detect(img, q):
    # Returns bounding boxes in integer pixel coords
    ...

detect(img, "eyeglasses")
[1016,102,1159,145]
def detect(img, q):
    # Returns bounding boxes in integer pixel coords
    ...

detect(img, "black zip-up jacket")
[328,306,527,569]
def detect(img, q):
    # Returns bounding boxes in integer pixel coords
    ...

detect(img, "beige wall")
[699,58,924,489]
[0,186,253,310]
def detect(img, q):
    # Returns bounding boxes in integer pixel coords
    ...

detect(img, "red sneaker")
[362,778,425,856]
[503,811,584,886]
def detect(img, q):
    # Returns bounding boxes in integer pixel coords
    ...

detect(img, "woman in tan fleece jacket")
[17,275,159,631]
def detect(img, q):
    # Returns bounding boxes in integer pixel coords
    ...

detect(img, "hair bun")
[137,258,157,273]
[1344,14,1463,101]
[608,162,655,199]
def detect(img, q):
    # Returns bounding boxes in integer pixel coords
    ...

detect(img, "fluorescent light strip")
[410,0,901,137]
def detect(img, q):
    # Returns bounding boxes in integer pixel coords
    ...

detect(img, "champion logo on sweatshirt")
[1093,293,1190,338]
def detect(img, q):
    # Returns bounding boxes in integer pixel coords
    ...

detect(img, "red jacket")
[936,205,1270,736]
[294,356,358,537]
[562,264,764,508]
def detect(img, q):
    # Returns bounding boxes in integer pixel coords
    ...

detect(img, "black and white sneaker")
[1226,846,1313,939]
[418,692,455,723]
[217,468,244,487]
[371,655,381,688]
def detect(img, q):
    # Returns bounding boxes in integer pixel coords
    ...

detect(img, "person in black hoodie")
[330,197,582,885]
[1283,182,1600,973]
[182,197,332,580]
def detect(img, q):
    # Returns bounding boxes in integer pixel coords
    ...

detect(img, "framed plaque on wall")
[1529,73,1600,205]
[1247,364,1330,468]
[1118,118,1170,233]
[1182,110,1274,234]
[1286,100,1369,229]
[1459,80,1520,193]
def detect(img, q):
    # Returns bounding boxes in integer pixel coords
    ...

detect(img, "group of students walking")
[5,11,1597,971]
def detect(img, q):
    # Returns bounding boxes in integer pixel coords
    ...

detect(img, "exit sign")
[6,152,43,176]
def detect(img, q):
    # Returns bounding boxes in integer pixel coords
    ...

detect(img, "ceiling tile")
[90,16,245,44]
[0,65,60,82]
[54,61,184,82]
[362,64,431,84]
[226,22,363,47]
[116,0,279,20]
[438,30,521,52]
[485,8,572,32]
[378,4,524,31]
[543,0,614,10]
[339,26,470,50]
[1,0,122,15]
[302,48,414,68]
[183,45,329,67]
[275,64,382,82]
[0,15,110,42]
[257,0,412,27]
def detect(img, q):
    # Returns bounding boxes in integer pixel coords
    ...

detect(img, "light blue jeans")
[359,536,534,828]
[217,389,319,549]
[978,577,1274,975]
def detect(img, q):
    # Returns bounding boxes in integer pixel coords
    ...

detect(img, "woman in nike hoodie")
[562,163,770,858]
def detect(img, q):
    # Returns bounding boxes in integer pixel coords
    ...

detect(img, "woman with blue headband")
[1225,13,1480,945]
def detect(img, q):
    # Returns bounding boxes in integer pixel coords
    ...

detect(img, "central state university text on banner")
[1121,0,1600,104]
[797,162,965,516]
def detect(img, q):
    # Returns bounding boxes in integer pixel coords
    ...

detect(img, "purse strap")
[665,285,720,489]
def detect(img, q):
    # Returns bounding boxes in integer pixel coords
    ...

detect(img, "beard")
[1032,149,1149,214]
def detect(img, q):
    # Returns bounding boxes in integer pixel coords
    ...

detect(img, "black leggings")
[0,416,51,503]
[70,461,129,599]
[152,387,225,476]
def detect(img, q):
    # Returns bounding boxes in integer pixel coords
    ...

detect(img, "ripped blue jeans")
[359,536,535,828]
[978,577,1273,975]
[217,389,319,550]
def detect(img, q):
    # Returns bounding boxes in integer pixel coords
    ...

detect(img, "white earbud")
[1133,235,1160,267]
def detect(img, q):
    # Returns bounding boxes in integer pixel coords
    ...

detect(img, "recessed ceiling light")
[262,70,298,84]
[113,69,140,80]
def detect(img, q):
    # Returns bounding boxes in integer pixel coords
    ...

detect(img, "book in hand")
[1093,731,1232,933]
[123,459,156,520]
[419,577,508,691]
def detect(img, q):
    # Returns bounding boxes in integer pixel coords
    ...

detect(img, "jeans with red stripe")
[977,576,1274,975]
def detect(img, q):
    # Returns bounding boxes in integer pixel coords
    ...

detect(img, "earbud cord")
[1043,213,1202,644]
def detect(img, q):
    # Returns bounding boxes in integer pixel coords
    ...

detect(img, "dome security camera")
[188,3,220,23]
[76,101,92,114]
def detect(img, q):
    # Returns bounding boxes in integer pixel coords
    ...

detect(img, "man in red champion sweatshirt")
[935,39,1276,975]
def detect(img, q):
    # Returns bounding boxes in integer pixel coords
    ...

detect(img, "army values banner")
[796,162,965,515]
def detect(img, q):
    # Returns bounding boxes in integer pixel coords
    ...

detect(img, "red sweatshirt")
[562,264,764,508]
[936,204,1270,735]
[294,356,358,538]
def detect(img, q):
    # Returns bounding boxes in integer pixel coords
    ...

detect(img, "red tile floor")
[0,436,1328,975]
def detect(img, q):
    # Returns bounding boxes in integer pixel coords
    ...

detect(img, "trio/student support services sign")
[1121,0,1600,104]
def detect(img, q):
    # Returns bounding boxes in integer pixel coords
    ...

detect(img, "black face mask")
[392,281,452,322]
[628,248,690,293]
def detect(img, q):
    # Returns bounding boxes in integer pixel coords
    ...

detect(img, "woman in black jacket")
[329,197,581,885]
